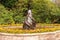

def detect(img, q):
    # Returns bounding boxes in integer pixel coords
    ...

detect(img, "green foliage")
[0,4,14,24]
[31,0,60,23]
[0,0,60,24]
[0,0,18,8]
[11,0,28,23]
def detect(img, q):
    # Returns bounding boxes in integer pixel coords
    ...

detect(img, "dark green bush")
[0,0,18,8]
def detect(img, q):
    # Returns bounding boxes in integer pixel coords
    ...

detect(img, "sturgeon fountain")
[23,0,36,30]
[23,9,36,30]
[0,0,60,40]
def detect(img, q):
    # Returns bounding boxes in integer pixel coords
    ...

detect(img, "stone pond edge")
[0,30,60,36]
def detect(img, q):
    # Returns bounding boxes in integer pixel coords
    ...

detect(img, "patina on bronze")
[23,0,36,30]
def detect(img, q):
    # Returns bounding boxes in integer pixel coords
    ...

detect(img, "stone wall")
[0,30,60,40]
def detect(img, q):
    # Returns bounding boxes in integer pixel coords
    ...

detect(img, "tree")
[0,0,60,24]
[0,0,18,8]
[31,0,60,23]
[11,0,60,23]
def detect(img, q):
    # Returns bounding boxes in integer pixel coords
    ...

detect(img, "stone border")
[0,30,60,36]
[0,30,60,40]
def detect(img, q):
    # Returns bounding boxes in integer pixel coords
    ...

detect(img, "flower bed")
[0,23,60,34]
[0,26,60,34]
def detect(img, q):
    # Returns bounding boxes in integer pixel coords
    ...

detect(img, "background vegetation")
[0,0,60,24]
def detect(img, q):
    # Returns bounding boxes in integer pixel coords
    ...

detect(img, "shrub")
[0,4,14,24]
[0,0,18,8]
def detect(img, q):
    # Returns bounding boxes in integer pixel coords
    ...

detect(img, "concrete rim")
[0,30,60,36]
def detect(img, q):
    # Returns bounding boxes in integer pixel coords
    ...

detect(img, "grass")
[0,23,60,34]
